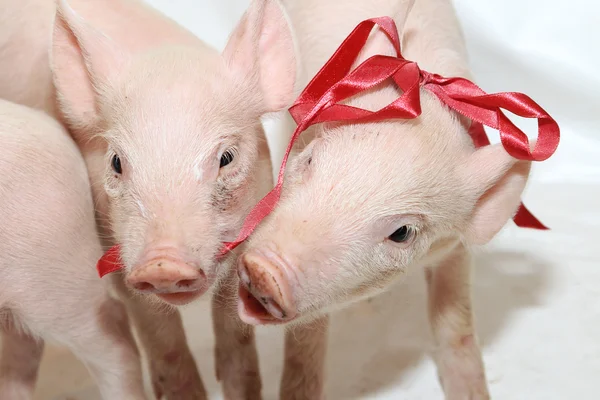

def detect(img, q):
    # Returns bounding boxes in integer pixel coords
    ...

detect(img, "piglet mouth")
[236,248,299,325]
[238,284,295,325]
[156,290,205,306]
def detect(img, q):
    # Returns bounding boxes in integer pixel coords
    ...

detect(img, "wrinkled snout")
[237,249,297,325]
[126,250,207,306]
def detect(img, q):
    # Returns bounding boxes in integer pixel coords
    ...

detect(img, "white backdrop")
[41,1,600,399]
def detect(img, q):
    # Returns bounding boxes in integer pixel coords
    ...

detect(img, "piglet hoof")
[150,352,207,400]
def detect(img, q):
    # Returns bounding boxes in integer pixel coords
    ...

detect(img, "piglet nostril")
[176,278,198,289]
[133,282,155,292]
[127,257,204,294]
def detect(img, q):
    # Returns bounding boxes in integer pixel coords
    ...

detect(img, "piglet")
[230,0,539,398]
[0,0,296,397]
[0,98,146,399]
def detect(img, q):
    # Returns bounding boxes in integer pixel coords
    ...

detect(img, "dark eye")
[307,156,312,165]
[388,226,413,243]
[111,154,122,174]
[220,150,234,168]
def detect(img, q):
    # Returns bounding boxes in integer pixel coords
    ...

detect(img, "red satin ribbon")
[97,244,122,277]
[96,16,559,278]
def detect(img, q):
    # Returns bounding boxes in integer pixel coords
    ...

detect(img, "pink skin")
[0,0,296,397]
[0,99,146,399]
[228,0,532,398]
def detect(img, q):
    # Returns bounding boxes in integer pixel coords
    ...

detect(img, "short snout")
[126,254,207,306]
[237,249,297,325]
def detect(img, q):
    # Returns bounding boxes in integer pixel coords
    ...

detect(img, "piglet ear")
[222,0,297,113]
[461,144,532,245]
[51,0,129,134]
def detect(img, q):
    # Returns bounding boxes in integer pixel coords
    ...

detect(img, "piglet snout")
[237,249,296,325]
[126,254,206,305]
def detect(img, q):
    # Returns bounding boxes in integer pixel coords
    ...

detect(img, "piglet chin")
[156,289,205,306]
[237,284,296,325]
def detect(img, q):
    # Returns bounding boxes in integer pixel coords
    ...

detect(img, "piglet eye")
[388,225,413,243]
[307,157,312,165]
[111,154,122,174]
[220,150,235,168]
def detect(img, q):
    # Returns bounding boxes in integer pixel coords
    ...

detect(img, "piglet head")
[239,98,531,324]
[235,7,532,324]
[50,0,296,305]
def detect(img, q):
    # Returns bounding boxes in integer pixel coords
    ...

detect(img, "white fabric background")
[40,0,600,399]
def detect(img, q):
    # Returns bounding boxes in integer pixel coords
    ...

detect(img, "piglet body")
[0,0,299,397]
[0,98,146,399]
[232,0,534,398]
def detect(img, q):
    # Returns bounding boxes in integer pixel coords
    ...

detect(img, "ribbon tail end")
[512,203,550,230]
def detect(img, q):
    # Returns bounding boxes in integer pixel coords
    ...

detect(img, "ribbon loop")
[291,57,422,127]
[423,76,560,161]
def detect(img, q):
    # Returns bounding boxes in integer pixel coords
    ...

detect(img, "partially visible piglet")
[0,98,146,399]
[230,0,537,398]
[0,0,297,397]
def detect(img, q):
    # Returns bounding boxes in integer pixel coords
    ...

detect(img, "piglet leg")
[60,296,147,399]
[212,271,262,400]
[110,275,207,400]
[425,243,490,400]
[7,292,147,399]
[280,315,329,400]
[0,327,44,400]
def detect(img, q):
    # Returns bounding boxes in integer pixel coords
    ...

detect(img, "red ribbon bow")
[96,16,559,278]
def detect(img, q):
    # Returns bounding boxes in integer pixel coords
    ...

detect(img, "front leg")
[425,243,490,400]
[280,315,329,400]
[110,274,207,400]
[212,272,262,400]
[0,326,44,400]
